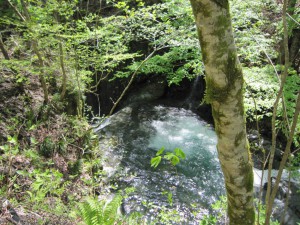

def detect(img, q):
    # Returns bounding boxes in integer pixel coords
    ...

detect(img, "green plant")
[77,187,138,225]
[141,200,183,225]
[68,159,83,176]
[24,168,65,203]
[39,136,55,158]
[255,200,280,225]
[198,196,281,225]
[0,135,20,195]
[211,195,228,223]
[199,215,217,225]
[162,190,173,206]
[150,147,186,168]
[78,194,123,225]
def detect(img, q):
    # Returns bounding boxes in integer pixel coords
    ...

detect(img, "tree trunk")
[0,35,10,60]
[59,42,67,101]
[7,0,49,103]
[278,0,300,71]
[189,1,255,224]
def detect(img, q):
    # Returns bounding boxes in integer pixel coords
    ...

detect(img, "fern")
[103,194,123,225]
[78,197,103,225]
[78,194,123,225]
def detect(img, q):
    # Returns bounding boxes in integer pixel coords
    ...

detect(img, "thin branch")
[32,40,49,103]
[59,42,67,101]
[88,71,111,91]
[248,29,291,131]
[7,0,49,103]
[245,81,265,224]
[281,170,291,225]
[108,47,161,116]
[287,13,300,26]
[0,34,10,60]
[20,0,31,20]
[267,91,300,223]
[265,1,292,223]
[6,0,26,22]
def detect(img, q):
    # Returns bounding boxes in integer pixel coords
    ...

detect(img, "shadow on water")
[97,103,225,224]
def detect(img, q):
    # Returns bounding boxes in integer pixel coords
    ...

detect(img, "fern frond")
[78,194,123,225]
[103,194,123,225]
[78,197,104,225]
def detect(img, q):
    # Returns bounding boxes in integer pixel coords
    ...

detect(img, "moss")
[212,0,230,9]
[205,77,228,103]
[190,1,212,18]
[205,50,243,105]
[212,15,231,39]
[197,30,209,64]
[227,187,255,225]
[242,164,254,192]
[235,87,245,116]
[234,131,244,147]
[211,107,226,136]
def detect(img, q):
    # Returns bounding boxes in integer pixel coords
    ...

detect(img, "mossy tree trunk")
[189,1,255,224]
[0,34,10,60]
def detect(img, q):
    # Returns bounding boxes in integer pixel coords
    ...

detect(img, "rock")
[272,198,300,225]
[122,80,167,107]
[1,199,22,224]
[248,131,283,170]
[253,169,300,224]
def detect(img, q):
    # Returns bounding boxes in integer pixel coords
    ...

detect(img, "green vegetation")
[0,0,299,224]
[150,147,186,168]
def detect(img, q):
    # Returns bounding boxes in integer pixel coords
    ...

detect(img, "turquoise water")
[98,104,225,224]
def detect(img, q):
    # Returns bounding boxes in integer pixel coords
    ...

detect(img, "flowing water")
[95,103,225,224]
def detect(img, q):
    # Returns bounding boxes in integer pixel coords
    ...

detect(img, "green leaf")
[16,170,28,176]
[164,152,173,160]
[156,147,165,156]
[174,148,185,159]
[171,155,180,166]
[26,191,33,199]
[30,137,37,145]
[151,156,161,168]
[8,135,17,145]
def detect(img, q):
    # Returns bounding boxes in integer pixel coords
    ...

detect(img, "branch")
[265,0,292,223]
[32,40,49,103]
[59,42,67,101]
[0,34,10,60]
[6,0,26,22]
[108,48,159,116]
[88,71,111,91]
[287,13,300,26]
[20,0,31,20]
[267,91,300,222]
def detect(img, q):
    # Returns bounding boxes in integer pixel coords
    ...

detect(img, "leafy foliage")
[244,66,279,120]
[231,0,279,66]
[151,147,186,168]
[113,0,203,85]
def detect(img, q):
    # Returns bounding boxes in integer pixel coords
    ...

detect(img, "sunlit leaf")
[156,147,165,156]
[171,155,180,166]
[150,156,161,168]
[174,148,185,159]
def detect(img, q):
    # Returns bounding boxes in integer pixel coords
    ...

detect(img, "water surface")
[97,104,225,224]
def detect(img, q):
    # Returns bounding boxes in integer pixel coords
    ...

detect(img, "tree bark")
[0,35,10,60]
[189,1,255,224]
[59,42,67,101]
